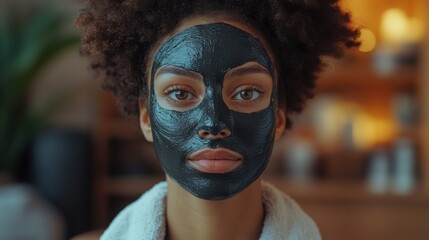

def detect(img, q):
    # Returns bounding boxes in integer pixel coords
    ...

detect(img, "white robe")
[101,181,321,240]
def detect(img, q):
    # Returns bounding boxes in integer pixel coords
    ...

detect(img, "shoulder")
[71,229,104,240]
[100,181,168,240]
[260,181,321,240]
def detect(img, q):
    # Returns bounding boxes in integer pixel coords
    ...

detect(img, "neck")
[165,176,264,240]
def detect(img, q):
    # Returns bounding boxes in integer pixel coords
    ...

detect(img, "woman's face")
[141,17,285,200]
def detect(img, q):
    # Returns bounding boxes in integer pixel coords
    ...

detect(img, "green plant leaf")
[2,91,72,171]
[12,7,65,79]
[10,35,79,108]
[0,10,15,90]
[0,4,80,173]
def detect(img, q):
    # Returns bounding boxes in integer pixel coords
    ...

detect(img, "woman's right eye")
[164,86,196,102]
[154,71,205,111]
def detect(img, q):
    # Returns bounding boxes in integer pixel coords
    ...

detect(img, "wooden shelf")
[106,175,429,204]
[267,177,429,204]
[98,118,142,140]
[317,58,418,93]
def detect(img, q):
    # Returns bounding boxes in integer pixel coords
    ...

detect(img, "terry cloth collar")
[101,181,321,240]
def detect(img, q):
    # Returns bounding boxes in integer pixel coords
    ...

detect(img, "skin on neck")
[166,175,264,240]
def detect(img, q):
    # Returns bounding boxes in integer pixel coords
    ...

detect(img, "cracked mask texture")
[149,23,277,200]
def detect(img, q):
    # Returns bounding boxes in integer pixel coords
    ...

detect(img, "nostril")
[198,130,210,138]
[198,129,231,139]
[219,129,231,137]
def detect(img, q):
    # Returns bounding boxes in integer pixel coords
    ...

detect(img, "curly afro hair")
[75,0,360,128]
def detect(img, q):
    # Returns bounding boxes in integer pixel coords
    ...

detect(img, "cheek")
[232,109,276,145]
[150,103,202,140]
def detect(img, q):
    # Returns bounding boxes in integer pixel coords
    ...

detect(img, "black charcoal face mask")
[149,22,277,200]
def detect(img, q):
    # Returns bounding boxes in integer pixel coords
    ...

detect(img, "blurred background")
[0,0,428,239]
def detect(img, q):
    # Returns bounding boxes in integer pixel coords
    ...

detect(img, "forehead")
[152,23,274,76]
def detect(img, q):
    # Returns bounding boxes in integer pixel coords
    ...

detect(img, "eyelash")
[232,86,265,101]
[163,85,196,103]
[161,85,265,105]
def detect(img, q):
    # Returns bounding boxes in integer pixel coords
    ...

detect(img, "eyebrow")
[154,65,203,81]
[226,64,271,78]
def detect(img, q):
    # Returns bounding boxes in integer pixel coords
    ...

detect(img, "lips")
[187,148,243,173]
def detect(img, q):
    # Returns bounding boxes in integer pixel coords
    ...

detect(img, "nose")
[198,128,231,140]
[197,90,232,140]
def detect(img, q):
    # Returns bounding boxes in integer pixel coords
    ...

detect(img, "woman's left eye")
[232,87,263,101]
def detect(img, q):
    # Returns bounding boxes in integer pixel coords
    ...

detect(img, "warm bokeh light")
[407,17,425,42]
[353,113,376,149]
[312,99,397,151]
[358,28,377,52]
[381,8,425,43]
[353,114,396,149]
[381,8,409,43]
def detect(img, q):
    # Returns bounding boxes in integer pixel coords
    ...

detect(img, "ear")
[139,97,153,142]
[274,108,286,140]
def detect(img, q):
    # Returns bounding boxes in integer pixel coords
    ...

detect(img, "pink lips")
[187,148,243,173]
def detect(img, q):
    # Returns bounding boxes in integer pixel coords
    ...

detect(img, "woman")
[75,1,359,239]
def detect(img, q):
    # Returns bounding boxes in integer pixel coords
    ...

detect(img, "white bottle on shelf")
[367,149,390,194]
[392,138,416,195]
